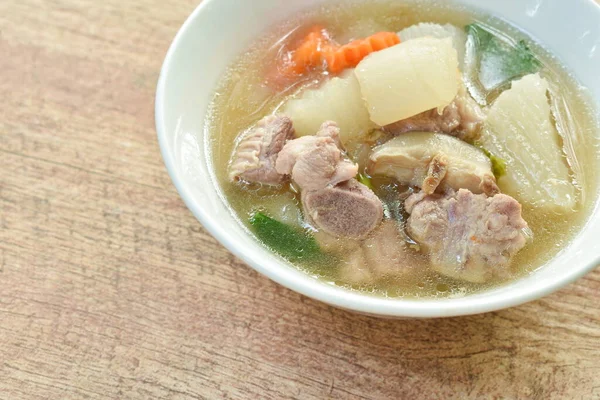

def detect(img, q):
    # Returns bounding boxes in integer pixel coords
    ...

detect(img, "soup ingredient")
[282,26,333,76]
[339,249,373,285]
[464,23,541,105]
[405,189,528,283]
[361,220,425,279]
[369,132,499,195]
[275,121,358,191]
[277,25,400,80]
[281,25,401,76]
[258,191,304,228]
[355,37,460,125]
[302,179,383,239]
[249,212,323,261]
[229,115,295,184]
[282,70,372,146]
[398,22,467,70]
[421,155,449,195]
[384,82,485,141]
[357,172,373,189]
[476,145,507,179]
[481,73,576,210]
[325,31,401,73]
[547,79,587,202]
[339,220,427,285]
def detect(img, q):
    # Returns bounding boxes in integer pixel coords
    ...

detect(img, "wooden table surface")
[2,1,600,399]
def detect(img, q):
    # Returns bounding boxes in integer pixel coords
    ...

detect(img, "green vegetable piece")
[476,144,507,179]
[357,173,373,190]
[465,23,541,104]
[249,212,322,261]
[489,154,507,179]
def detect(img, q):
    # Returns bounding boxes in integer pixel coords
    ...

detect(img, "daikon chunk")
[355,37,459,126]
[282,70,372,147]
[398,23,467,70]
[481,73,576,210]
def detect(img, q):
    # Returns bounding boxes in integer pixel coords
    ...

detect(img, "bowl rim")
[156,0,600,318]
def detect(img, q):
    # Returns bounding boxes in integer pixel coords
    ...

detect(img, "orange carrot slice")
[267,28,400,88]
[281,26,332,75]
[327,32,400,73]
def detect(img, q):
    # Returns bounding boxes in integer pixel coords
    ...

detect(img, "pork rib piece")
[229,115,295,185]
[302,179,383,240]
[276,121,357,191]
[385,83,486,141]
[405,189,528,283]
[369,132,499,196]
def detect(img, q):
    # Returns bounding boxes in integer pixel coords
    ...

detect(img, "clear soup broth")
[206,1,599,299]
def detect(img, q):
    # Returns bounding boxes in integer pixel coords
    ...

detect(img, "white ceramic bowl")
[156,0,600,318]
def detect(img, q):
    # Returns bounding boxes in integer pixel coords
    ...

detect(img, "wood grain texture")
[1,1,600,399]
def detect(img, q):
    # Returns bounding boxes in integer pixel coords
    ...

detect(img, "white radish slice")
[481,73,576,210]
[355,37,459,126]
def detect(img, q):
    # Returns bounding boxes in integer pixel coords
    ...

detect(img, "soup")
[206,1,599,299]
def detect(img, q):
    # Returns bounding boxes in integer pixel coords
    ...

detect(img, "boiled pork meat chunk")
[275,121,358,191]
[275,121,383,240]
[339,249,374,286]
[361,220,427,279]
[385,83,486,141]
[335,220,428,285]
[302,179,383,240]
[369,132,499,196]
[229,115,295,184]
[405,189,528,283]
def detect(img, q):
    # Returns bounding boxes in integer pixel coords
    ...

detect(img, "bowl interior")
[156,0,600,317]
